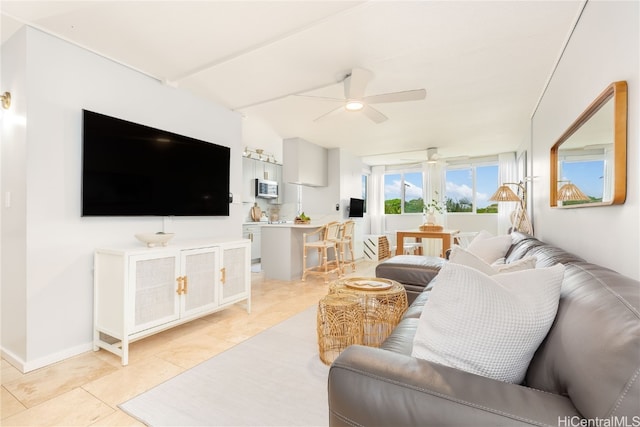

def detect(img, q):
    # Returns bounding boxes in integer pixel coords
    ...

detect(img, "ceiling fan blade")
[344,68,372,99]
[364,89,426,104]
[361,105,387,124]
[294,94,345,102]
[314,105,345,122]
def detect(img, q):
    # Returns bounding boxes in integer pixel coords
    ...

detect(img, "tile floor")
[1,260,377,426]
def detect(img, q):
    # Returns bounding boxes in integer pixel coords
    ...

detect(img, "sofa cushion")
[466,230,512,264]
[380,318,419,355]
[526,262,640,419]
[411,262,565,384]
[449,246,537,275]
[505,231,585,266]
[376,255,445,305]
[402,289,431,320]
[375,255,445,286]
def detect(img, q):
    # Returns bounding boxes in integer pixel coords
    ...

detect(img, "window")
[445,163,498,213]
[559,159,604,204]
[361,174,368,212]
[384,171,424,214]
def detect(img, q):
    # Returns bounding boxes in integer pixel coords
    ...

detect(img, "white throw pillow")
[449,245,500,275]
[411,262,565,384]
[449,246,537,275]
[466,230,512,264]
[494,256,537,273]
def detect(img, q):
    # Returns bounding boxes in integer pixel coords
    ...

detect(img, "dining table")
[396,228,460,257]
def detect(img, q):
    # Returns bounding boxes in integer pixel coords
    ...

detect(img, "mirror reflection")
[550,81,627,207]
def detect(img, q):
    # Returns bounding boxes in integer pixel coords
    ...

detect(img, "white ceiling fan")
[398,147,469,164]
[296,68,426,124]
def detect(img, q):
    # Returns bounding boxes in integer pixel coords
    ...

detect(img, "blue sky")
[384,172,422,201]
[446,166,497,208]
[561,160,604,198]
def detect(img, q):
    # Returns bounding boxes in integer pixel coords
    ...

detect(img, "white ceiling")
[1,1,583,165]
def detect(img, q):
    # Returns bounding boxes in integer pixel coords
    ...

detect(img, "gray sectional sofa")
[328,232,640,426]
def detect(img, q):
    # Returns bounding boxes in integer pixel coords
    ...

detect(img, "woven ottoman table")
[317,293,364,365]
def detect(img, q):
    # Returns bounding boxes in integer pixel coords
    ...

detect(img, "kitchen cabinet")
[93,238,250,365]
[242,157,283,204]
[242,224,262,262]
[242,157,256,203]
[261,223,324,281]
[283,137,327,187]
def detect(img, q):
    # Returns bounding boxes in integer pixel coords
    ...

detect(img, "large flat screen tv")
[82,110,230,216]
[348,197,365,218]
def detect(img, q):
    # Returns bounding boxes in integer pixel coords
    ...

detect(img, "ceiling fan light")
[345,100,364,111]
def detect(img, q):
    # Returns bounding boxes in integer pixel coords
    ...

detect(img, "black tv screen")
[348,197,365,217]
[82,110,230,216]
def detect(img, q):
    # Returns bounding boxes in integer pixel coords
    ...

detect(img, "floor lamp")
[557,181,590,203]
[489,182,533,235]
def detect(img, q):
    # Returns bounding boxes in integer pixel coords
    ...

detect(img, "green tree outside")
[385,198,402,214]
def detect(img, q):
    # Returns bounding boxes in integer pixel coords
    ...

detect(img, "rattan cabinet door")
[130,254,181,334]
[180,247,220,318]
[220,241,250,307]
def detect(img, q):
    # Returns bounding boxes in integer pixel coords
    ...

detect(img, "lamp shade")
[557,183,590,201]
[489,185,521,202]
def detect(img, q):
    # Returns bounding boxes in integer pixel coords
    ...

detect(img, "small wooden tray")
[420,224,443,232]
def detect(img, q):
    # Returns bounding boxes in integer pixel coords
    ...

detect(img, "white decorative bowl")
[135,232,175,247]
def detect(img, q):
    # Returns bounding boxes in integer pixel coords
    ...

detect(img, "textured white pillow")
[412,262,564,383]
[449,245,501,275]
[494,256,537,273]
[466,230,512,264]
[449,246,537,275]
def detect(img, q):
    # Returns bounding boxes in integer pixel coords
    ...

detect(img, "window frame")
[445,160,499,215]
[383,167,424,215]
[361,174,368,213]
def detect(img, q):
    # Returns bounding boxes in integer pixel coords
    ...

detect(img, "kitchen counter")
[261,222,325,281]
[261,222,319,228]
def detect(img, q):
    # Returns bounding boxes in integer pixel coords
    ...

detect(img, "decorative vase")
[426,211,437,225]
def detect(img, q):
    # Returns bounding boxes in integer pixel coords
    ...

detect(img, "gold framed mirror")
[550,81,627,207]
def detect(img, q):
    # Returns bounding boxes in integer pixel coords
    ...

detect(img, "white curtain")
[497,152,517,235]
[369,165,385,235]
[422,161,447,255]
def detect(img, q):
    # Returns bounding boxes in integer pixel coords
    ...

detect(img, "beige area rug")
[120,305,329,426]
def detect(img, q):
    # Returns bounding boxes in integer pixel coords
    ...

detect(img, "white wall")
[446,214,497,235]
[531,1,639,279]
[1,27,244,371]
[337,149,367,258]
[1,28,28,366]
[242,116,283,162]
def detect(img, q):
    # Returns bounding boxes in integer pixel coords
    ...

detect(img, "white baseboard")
[2,342,94,373]
[1,348,26,372]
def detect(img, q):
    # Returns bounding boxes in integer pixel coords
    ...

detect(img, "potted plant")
[423,196,445,225]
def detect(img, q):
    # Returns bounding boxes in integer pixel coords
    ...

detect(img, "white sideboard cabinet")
[93,238,250,365]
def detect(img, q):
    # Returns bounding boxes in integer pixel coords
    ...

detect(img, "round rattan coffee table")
[329,277,408,347]
[317,293,364,365]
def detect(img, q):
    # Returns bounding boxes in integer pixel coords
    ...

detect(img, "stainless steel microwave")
[255,179,278,199]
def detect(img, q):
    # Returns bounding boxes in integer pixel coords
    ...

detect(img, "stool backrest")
[324,221,342,241]
[341,220,355,240]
